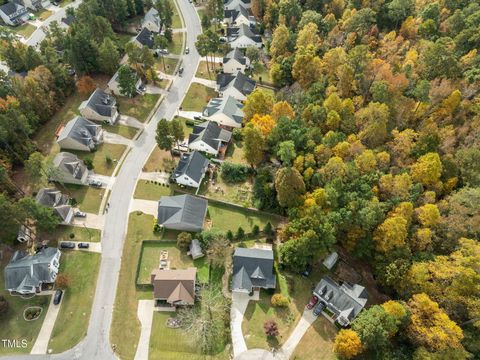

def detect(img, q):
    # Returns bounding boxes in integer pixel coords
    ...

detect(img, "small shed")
[189,239,204,260]
[323,251,339,270]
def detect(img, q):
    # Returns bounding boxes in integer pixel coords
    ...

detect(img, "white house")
[142,7,161,33]
[51,152,89,185]
[108,68,145,96]
[18,0,50,11]
[79,88,119,124]
[223,48,250,74]
[56,116,104,152]
[227,24,262,49]
[188,121,232,157]
[0,2,28,26]
[216,72,256,101]
[224,0,251,10]
[224,4,255,27]
[173,151,209,188]
[203,96,244,128]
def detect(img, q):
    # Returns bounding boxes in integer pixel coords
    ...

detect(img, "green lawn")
[48,251,101,353]
[12,23,37,38]
[111,212,163,360]
[134,180,172,201]
[181,83,217,112]
[143,147,177,172]
[156,57,179,75]
[224,141,248,164]
[137,242,209,285]
[63,185,105,214]
[292,317,337,360]
[195,61,222,80]
[169,0,183,28]
[60,0,74,7]
[168,32,185,55]
[117,93,161,122]
[73,143,127,176]
[35,9,53,21]
[200,177,253,207]
[208,203,279,233]
[249,62,273,86]
[49,226,101,244]
[103,123,139,140]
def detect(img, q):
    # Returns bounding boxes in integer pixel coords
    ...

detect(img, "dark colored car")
[193,116,202,121]
[78,243,90,249]
[313,302,324,317]
[306,295,319,310]
[53,289,63,305]
[88,179,102,188]
[60,242,76,249]
[302,263,313,278]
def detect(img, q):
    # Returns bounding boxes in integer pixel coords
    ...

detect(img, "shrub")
[264,222,274,236]
[232,128,243,141]
[226,230,234,241]
[83,158,94,170]
[220,162,251,183]
[252,224,260,236]
[264,320,279,337]
[69,233,75,239]
[56,274,70,289]
[271,294,289,307]
[177,232,192,251]
[105,155,113,166]
[0,296,9,316]
[236,226,245,240]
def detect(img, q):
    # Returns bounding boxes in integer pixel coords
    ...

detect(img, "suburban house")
[108,68,145,96]
[223,48,250,74]
[172,151,209,188]
[151,268,197,307]
[4,247,61,295]
[188,121,232,157]
[202,96,244,128]
[35,188,74,225]
[227,24,262,49]
[56,116,104,152]
[79,88,119,124]
[18,0,49,11]
[142,7,161,33]
[0,2,28,26]
[224,5,255,27]
[51,152,89,185]
[224,0,251,10]
[216,72,256,101]
[313,277,368,327]
[133,27,155,49]
[189,239,204,260]
[157,194,208,232]
[231,247,276,294]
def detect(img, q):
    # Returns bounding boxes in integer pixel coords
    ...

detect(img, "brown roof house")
[151,268,197,307]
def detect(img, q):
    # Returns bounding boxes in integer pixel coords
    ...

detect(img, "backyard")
[224,141,248,165]
[117,93,161,122]
[63,185,105,214]
[181,83,217,112]
[48,251,101,353]
[134,181,172,201]
[73,143,127,176]
[199,175,253,207]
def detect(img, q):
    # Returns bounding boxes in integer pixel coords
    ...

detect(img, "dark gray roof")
[227,24,262,43]
[57,116,102,148]
[223,48,247,65]
[203,96,244,125]
[225,4,249,22]
[224,0,251,6]
[217,72,256,96]
[82,88,117,117]
[174,151,209,183]
[0,2,26,18]
[61,14,75,25]
[52,152,88,180]
[232,248,276,291]
[157,195,208,232]
[313,277,368,326]
[35,188,72,222]
[4,248,60,293]
[135,27,155,49]
[188,121,232,150]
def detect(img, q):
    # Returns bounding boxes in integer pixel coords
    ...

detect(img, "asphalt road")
[1,0,201,359]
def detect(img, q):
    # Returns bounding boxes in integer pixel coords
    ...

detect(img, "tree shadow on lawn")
[266,335,280,349]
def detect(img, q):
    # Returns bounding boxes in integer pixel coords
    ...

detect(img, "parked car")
[306,295,319,310]
[302,263,313,278]
[74,210,86,218]
[313,302,325,317]
[178,67,184,76]
[88,179,102,188]
[51,1,59,5]
[78,243,90,249]
[185,47,190,54]
[53,289,63,305]
[28,13,36,20]
[193,115,202,121]
[60,242,76,249]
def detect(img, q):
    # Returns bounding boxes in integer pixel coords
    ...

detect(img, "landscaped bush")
[263,319,279,337]
[236,226,245,240]
[83,158,94,170]
[0,296,9,316]
[252,224,260,236]
[271,294,289,307]
[24,307,42,321]
[220,162,251,183]
[177,232,192,251]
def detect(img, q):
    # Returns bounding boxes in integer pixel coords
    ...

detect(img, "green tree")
[275,167,305,208]
[277,140,296,166]
[170,118,185,148]
[98,37,120,75]
[117,65,138,98]
[243,125,265,167]
[177,232,192,251]
[155,118,173,153]
[25,152,45,186]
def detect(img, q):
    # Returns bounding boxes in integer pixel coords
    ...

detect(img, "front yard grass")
[208,203,279,233]
[73,143,127,176]
[133,180,172,201]
[110,212,163,360]
[49,226,101,244]
[292,317,337,360]
[103,123,139,140]
[181,83,217,112]
[12,23,37,38]
[35,9,53,21]
[63,185,105,214]
[48,251,101,353]
[168,32,185,55]
[169,0,183,28]
[195,61,222,81]
[156,57,179,75]
[117,93,161,123]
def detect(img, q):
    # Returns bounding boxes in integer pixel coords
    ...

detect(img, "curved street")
[1,0,202,359]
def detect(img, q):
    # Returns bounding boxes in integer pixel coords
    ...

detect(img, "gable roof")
[203,96,244,125]
[225,4,249,22]
[189,239,204,259]
[223,48,247,65]
[81,88,117,117]
[35,188,69,208]
[227,24,262,43]
[157,194,208,231]
[151,268,196,304]
[143,7,160,28]
[135,27,155,49]
[61,14,75,26]
[217,72,256,96]
[224,0,251,8]
[232,248,276,291]
[174,151,209,183]
[52,152,88,180]
[188,121,232,150]
[0,2,26,18]
[4,248,60,292]
[57,116,101,147]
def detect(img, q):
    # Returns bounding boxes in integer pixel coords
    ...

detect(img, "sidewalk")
[30,292,63,354]
[134,300,155,360]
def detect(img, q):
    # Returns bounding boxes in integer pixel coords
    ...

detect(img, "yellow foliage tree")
[271,101,295,120]
[389,202,414,225]
[411,152,442,188]
[413,228,433,251]
[334,329,363,359]
[415,204,441,227]
[295,22,320,49]
[250,114,276,136]
[243,89,274,122]
[374,216,408,252]
[292,45,323,88]
[354,150,377,174]
[382,300,408,325]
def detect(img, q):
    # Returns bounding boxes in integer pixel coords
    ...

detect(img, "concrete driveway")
[31,291,63,354]
[119,115,144,129]
[277,310,317,359]
[130,199,158,217]
[231,292,251,358]
[134,300,155,360]
[71,213,105,229]
[104,132,133,146]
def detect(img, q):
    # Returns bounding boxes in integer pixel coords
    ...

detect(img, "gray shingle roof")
[174,151,209,183]
[135,27,155,49]
[61,14,75,25]
[224,0,251,7]
[203,96,244,125]
[225,4,249,22]
[232,248,276,291]
[189,239,204,259]
[223,48,247,65]
[0,2,26,18]
[35,188,72,223]
[57,116,102,148]
[4,248,60,293]
[227,24,262,43]
[52,152,88,181]
[82,88,117,117]
[157,195,208,232]
[143,7,160,29]
[188,121,232,150]
[217,72,256,96]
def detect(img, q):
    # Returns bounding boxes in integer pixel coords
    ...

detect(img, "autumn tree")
[410,152,442,189]
[275,167,305,207]
[334,329,364,359]
[374,216,408,252]
[243,125,265,167]
[352,305,398,351]
[243,89,274,122]
[292,45,323,88]
[295,22,320,50]
[355,102,389,148]
[177,232,192,251]
[415,204,440,227]
[250,114,276,136]
[263,319,279,337]
[76,76,97,96]
[270,23,290,60]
